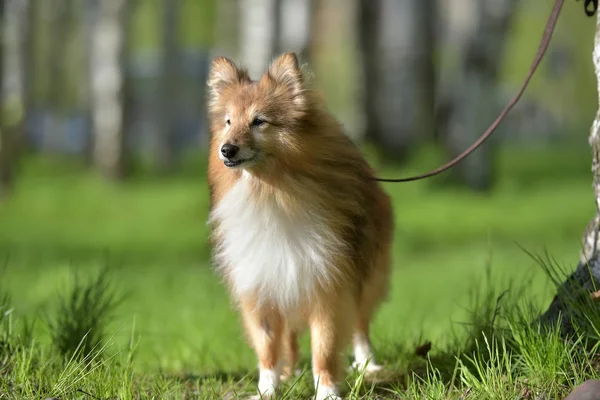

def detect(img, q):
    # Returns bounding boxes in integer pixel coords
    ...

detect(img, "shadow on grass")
[169,370,254,384]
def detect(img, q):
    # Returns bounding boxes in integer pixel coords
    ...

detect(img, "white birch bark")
[590,13,600,226]
[0,0,11,198]
[239,0,278,79]
[278,0,312,57]
[89,0,128,179]
[3,0,26,125]
[0,0,28,197]
[540,11,600,335]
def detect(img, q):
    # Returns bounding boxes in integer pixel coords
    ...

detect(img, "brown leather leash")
[374,0,596,183]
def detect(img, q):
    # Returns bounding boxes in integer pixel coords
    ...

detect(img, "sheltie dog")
[206,52,394,400]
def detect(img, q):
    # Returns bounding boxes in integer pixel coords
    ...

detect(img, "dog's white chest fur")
[210,175,341,310]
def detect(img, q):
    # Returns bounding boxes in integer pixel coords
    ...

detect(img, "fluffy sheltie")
[206,52,394,400]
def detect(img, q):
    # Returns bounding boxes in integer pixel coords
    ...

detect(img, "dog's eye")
[226,119,231,126]
[252,118,265,127]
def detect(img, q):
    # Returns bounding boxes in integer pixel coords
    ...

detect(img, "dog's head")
[207,52,311,172]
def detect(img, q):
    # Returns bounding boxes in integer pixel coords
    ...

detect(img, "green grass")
[0,142,599,398]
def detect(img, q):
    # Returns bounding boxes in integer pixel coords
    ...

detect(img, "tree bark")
[358,0,436,164]
[239,0,279,79]
[4,0,28,150]
[438,0,519,192]
[539,11,600,337]
[47,0,69,112]
[88,0,131,180]
[23,0,36,152]
[0,0,10,198]
[277,0,313,61]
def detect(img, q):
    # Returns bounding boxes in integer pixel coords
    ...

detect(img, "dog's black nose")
[221,143,239,159]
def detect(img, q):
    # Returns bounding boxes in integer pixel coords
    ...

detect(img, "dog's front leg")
[240,300,283,399]
[309,290,355,400]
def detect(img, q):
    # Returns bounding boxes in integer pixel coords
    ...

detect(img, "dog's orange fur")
[206,53,394,399]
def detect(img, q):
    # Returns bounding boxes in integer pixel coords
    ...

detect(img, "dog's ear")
[265,52,305,107]
[207,57,249,107]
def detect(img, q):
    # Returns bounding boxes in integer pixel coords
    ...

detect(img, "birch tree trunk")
[539,11,600,336]
[278,0,313,60]
[0,0,26,198]
[49,0,75,113]
[358,0,436,163]
[4,0,27,153]
[23,0,36,151]
[238,0,311,74]
[0,0,11,198]
[82,0,96,163]
[439,0,519,191]
[88,0,130,180]
[239,0,278,79]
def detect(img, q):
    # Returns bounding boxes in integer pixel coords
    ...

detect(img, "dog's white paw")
[255,368,279,399]
[314,385,342,400]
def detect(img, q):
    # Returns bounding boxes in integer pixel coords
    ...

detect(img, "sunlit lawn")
[0,142,597,398]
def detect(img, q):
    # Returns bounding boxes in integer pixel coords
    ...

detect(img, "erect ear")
[207,56,249,106]
[265,52,305,107]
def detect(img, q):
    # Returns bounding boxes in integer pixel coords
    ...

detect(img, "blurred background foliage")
[0,0,597,183]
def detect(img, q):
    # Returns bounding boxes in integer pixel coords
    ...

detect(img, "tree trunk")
[358,0,436,164]
[277,0,313,61]
[82,0,96,164]
[4,0,28,156]
[239,0,279,79]
[88,0,131,180]
[55,0,76,109]
[438,0,519,192]
[22,0,36,152]
[0,0,10,198]
[539,11,600,337]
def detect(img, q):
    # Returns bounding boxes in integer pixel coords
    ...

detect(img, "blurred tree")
[156,0,179,174]
[0,0,29,199]
[226,0,312,82]
[540,10,600,337]
[305,0,322,64]
[82,0,95,162]
[358,0,436,164]
[4,0,28,155]
[87,0,132,180]
[22,0,36,153]
[0,0,10,198]
[438,0,519,191]
[41,0,78,152]
[239,0,279,79]
[277,0,314,61]
[48,0,76,113]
